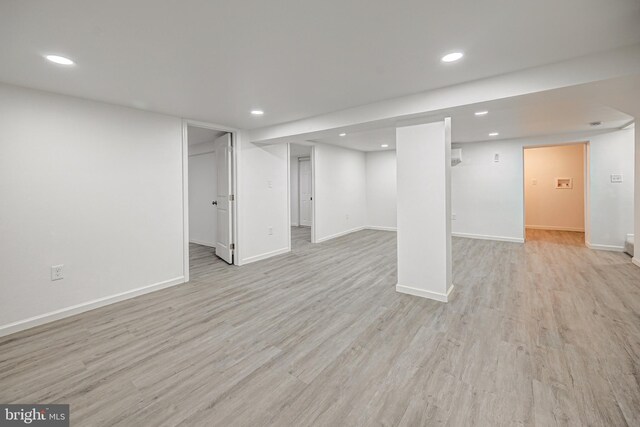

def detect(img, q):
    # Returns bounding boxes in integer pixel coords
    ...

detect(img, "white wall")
[524,144,585,232]
[188,143,217,246]
[236,136,290,264]
[314,144,367,242]
[451,129,634,247]
[0,83,184,334]
[365,150,397,230]
[290,156,299,226]
[589,129,635,249]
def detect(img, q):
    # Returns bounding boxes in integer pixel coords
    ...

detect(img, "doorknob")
[212,201,218,206]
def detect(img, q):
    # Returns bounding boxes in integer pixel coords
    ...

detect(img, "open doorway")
[289,143,314,250]
[186,123,235,279]
[523,143,587,245]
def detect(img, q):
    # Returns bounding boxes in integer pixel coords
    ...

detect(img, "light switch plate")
[611,174,623,183]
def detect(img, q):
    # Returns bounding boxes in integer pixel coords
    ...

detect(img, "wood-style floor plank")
[1,227,639,426]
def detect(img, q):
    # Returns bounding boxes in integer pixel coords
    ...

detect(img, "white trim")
[452,232,524,243]
[525,225,585,232]
[316,226,366,243]
[240,247,291,265]
[396,284,454,303]
[366,225,397,232]
[0,276,185,338]
[632,257,640,267]
[189,239,216,248]
[585,242,625,252]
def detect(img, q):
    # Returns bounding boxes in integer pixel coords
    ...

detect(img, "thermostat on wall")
[555,178,572,189]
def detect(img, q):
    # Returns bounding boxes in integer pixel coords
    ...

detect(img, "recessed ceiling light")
[250,110,264,115]
[339,133,346,137]
[489,132,499,137]
[45,55,74,65]
[475,111,488,116]
[441,52,464,63]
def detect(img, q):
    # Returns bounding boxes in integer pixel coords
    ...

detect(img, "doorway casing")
[182,119,239,282]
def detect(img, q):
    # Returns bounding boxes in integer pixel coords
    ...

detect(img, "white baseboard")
[239,247,291,265]
[0,276,185,338]
[525,225,585,232]
[189,239,216,247]
[632,257,640,268]
[585,242,625,252]
[396,284,454,302]
[365,225,397,232]
[452,232,524,243]
[316,226,365,243]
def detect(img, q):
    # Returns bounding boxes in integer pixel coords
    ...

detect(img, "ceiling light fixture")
[381,144,389,148]
[441,52,464,63]
[45,55,74,65]
[475,111,488,116]
[250,110,264,115]
[489,132,499,137]
[339,133,346,137]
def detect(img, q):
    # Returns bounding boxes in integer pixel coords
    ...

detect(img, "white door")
[299,158,312,227]
[214,133,234,264]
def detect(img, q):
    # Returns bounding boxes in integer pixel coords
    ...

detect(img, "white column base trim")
[452,232,524,243]
[365,225,397,232]
[0,276,185,338]
[239,247,291,265]
[316,226,365,243]
[632,257,640,267]
[585,242,625,252]
[396,284,454,303]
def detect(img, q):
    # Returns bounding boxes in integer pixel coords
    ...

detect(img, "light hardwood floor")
[1,228,640,426]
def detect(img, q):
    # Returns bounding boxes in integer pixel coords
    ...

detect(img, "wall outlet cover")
[51,264,64,281]
[610,174,623,183]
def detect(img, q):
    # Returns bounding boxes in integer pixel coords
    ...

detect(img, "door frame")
[521,141,589,242]
[182,119,239,282]
[288,144,316,246]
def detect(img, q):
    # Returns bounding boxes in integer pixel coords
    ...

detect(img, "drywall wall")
[589,129,635,250]
[0,83,184,334]
[188,144,217,246]
[451,128,634,247]
[366,150,397,230]
[524,144,585,231]
[236,136,290,264]
[314,143,367,242]
[290,156,299,226]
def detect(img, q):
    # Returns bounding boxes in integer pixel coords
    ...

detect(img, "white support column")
[396,118,453,302]
[634,124,640,268]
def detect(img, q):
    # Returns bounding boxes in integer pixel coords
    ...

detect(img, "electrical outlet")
[452,213,457,220]
[611,174,623,183]
[268,227,273,235]
[267,180,273,188]
[51,264,64,281]
[532,179,538,185]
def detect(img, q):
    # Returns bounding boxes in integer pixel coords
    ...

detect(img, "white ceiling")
[187,126,226,146]
[310,81,634,151]
[1,0,639,129]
